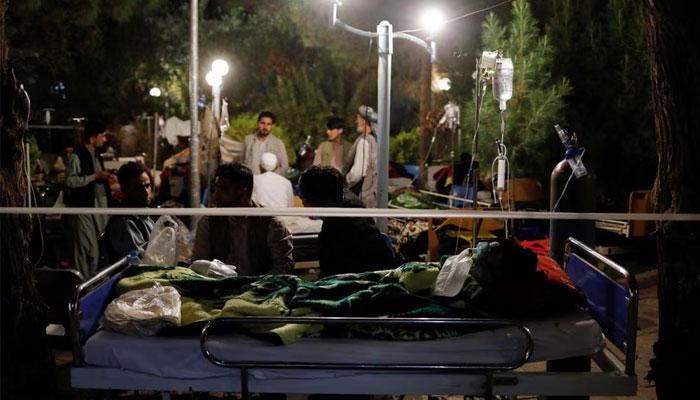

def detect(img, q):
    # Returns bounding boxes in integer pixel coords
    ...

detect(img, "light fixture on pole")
[421,9,446,35]
[330,1,438,231]
[212,59,229,77]
[206,69,222,124]
[436,77,452,92]
[209,59,229,122]
[149,87,163,170]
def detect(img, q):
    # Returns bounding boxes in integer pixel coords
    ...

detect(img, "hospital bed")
[69,237,638,398]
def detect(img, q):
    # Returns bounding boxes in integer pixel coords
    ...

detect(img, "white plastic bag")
[431,248,474,297]
[190,259,237,279]
[143,215,179,265]
[174,216,195,262]
[101,282,181,336]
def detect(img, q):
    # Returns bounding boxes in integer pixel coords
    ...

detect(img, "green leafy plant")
[390,128,420,165]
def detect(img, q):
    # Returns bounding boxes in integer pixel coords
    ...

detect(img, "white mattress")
[83,308,603,380]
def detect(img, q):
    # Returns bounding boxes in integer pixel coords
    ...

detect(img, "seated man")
[193,163,294,275]
[103,162,155,261]
[298,165,394,278]
[251,152,294,208]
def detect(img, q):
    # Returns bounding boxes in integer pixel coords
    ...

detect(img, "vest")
[317,139,352,168]
[67,146,108,207]
[342,133,378,206]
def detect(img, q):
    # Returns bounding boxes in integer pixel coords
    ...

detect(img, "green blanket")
[114,262,478,344]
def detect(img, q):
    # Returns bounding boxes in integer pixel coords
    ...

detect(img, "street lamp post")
[205,70,223,207]
[149,87,162,170]
[330,1,440,231]
[204,59,230,207]
[211,59,229,122]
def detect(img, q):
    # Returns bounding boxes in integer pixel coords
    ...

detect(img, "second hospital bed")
[69,237,638,398]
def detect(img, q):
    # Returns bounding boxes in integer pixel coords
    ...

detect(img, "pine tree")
[547,0,654,208]
[463,0,571,178]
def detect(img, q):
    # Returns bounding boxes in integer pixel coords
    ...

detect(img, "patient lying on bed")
[103,238,585,343]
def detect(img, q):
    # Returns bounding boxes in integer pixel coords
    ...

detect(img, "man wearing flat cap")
[343,105,378,208]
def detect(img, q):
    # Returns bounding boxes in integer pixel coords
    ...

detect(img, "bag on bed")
[101,282,181,336]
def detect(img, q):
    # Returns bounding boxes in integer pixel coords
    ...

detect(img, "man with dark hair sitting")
[192,162,294,275]
[299,165,394,278]
[103,162,155,261]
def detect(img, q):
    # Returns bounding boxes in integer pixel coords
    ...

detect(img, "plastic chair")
[450,184,475,207]
[628,190,653,237]
[427,210,504,262]
[34,268,84,348]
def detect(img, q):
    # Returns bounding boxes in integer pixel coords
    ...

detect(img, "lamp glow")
[206,71,222,87]
[437,77,452,91]
[211,59,230,77]
[421,9,446,34]
[149,87,162,97]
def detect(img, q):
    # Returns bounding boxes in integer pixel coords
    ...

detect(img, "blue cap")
[129,250,139,258]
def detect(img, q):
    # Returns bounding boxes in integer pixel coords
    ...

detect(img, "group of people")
[63,106,392,280]
[239,107,380,207]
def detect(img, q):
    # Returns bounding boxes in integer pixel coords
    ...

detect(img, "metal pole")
[189,0,201,227]
[376,20,392,232]
[213,84,221,122]
[153,113,159,170]
[146,115,153,167]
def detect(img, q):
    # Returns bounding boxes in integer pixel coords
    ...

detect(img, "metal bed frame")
[69,237,638,398]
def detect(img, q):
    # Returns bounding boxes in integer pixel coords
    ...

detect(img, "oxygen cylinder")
[549,153,596,264]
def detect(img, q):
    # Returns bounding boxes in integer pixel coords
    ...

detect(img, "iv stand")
[470,57,490,246]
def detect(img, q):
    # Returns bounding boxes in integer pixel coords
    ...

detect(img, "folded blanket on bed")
[113,262,478,344]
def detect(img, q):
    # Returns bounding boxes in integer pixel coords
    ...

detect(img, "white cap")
[260,152,278,172]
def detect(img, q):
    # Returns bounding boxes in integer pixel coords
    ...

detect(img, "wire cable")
[408,125,439,188]
[395,0,515,34]
[552,148,587,212]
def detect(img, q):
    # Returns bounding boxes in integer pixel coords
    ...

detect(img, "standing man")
[343,105,378,208]
[252,152,294,208]
[193,163,294,276]
[64,120,111,278]
[241,111,289,176]
[313,116,352,172]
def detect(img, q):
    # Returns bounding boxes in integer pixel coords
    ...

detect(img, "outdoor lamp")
[437,77,452,91]
[211,59,230,77]
[205,70,222,87]
[421,9,446,35]
[149,87,162,97]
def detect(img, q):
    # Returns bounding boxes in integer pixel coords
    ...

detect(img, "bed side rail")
[200,316,533,371]
[68,255,133,366]
[563,237,638,376]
